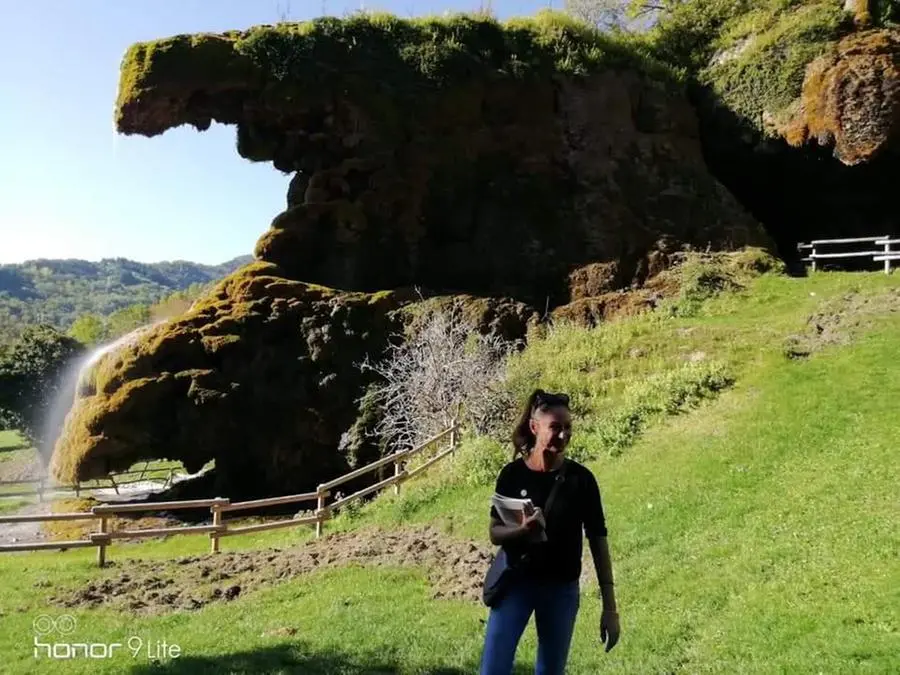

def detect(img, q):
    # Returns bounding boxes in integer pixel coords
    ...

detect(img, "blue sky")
[0,0,552,265]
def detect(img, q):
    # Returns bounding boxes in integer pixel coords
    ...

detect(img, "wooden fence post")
[884,240,892,274]
[811,245,817,272]
[97,516,108,568]
[210,502,223,553]
[315,487,325,539]
[393,458,402,496]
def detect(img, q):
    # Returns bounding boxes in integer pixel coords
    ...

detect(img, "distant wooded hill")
[0,255,252,332]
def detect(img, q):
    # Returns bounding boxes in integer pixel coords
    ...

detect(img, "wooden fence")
[0,422,459,567]
[798,235,900,273]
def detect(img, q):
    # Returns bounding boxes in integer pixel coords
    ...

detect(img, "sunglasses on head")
[533,391,570,411]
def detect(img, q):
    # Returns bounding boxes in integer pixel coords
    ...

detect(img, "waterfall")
[44,321,166,467]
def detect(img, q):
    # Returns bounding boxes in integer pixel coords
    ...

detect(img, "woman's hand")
[520,507,545,532]
[600,610,620,652]
[489,510,544,546]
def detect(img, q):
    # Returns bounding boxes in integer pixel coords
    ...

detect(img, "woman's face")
[530,406,572,455]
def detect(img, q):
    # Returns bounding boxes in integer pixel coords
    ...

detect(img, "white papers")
[491,494,532,525]
[491,494,547,542]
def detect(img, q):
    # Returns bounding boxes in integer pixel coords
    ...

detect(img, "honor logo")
[32,614,182,660]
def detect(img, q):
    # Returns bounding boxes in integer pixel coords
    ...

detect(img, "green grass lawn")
[0,271,898,673]
[0,498,32,516]
[0,431,33,471]
[0,430,29,453]
[0,431,39,497]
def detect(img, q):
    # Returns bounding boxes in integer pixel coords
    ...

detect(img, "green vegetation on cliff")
[632,0,899,140]
[646,1,852,132]
[117,1,900,145]
[116,11,680,140]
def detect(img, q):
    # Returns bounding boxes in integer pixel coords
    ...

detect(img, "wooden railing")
[798,236,900,273]
[0,422,459,566]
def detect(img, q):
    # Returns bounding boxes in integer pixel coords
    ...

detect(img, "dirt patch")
[49,525,494,614]
[784,289,900,359]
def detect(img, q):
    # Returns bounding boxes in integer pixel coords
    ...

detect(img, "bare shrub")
[359,306,519,453]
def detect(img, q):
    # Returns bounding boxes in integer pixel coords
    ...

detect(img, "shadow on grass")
[127,641,532,675]
[0,441,30,454]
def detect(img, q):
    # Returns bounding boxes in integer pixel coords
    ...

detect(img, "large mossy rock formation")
[51,13,769,497]
[650,0,900,259]
[115,13,764,307]
[784,28,900,165]
[49,263,539,497]
[50,263,405,498]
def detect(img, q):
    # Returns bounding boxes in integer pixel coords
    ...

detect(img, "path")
[0,500,50,545]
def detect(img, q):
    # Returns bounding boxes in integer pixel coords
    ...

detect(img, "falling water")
[42,322,166,468]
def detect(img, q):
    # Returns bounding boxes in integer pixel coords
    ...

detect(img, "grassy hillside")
[0,255,252,333]
[0,269,898,673]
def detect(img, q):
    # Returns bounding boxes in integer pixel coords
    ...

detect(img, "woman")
[479,389,620,675]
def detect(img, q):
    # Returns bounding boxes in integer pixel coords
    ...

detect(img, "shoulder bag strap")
[542,459,569,518]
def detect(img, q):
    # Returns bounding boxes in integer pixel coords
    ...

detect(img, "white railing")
[0,421,460,566]
[0,463,187,501]
[798,236,900,273]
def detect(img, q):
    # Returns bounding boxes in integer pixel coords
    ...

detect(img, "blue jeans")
[479,577,580,675]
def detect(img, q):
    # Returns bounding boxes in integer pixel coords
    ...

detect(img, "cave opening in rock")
[695,89,900,274]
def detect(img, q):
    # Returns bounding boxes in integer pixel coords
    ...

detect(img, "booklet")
[491,494,547,542]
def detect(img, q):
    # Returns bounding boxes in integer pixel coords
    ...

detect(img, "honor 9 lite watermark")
[33,615,181,660]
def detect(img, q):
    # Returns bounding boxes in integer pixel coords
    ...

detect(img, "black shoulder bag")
[482,459,569,608]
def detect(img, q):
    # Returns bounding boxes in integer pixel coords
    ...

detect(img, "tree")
[564,0,682,30]
[359,307,519,453]
[68,313,108,346]
[565,0,629,30]
[0,325,85,453]
[106,303,151,340]
[149,282,208,321]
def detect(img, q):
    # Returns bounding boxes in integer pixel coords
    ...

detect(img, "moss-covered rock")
[49,263,409,498]
[639,1,900,260]
[116,13,678,140]
[115,13,766,308]
[48,263,542,497]
[394,294,540,343]
[784,28,900,164]
[649,0,900,165]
